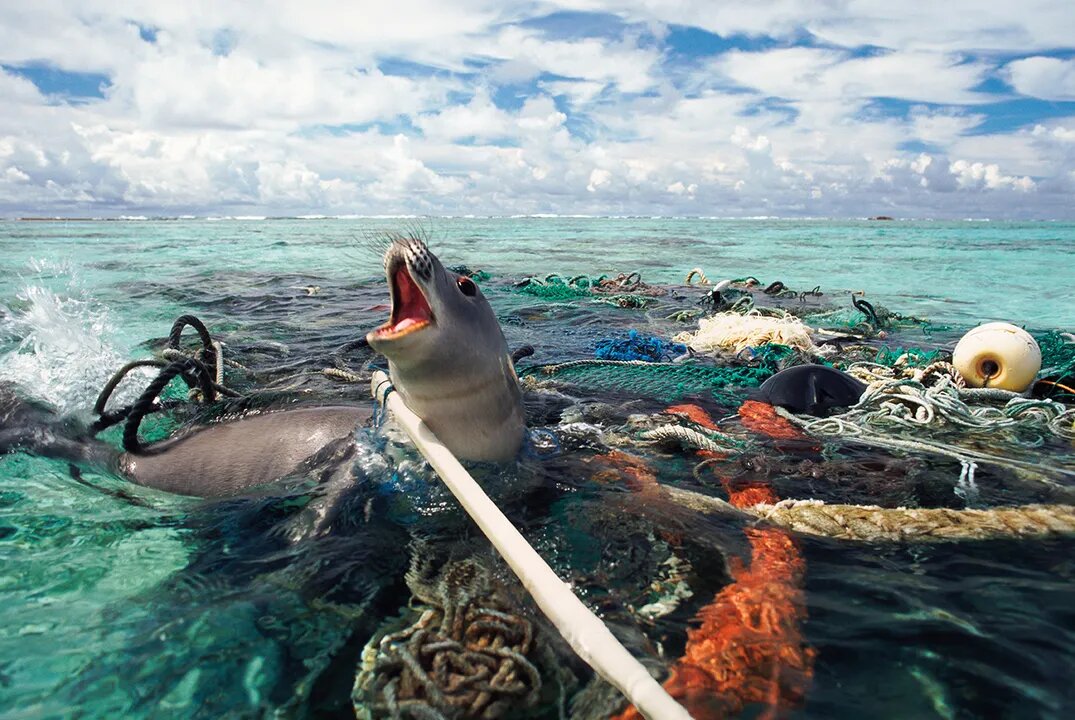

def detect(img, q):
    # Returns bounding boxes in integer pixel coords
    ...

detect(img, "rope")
[371,371,692,720]
[356,557,541,719]
[640,424,744,453]
[324,367,363,383]
[685,268,709,285]
[662,487,1075,542]
[123,358,215,453]
[90,314,247,444]
[804,374,1075,442]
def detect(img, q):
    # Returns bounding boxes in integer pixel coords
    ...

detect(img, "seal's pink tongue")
[390,266,432,331]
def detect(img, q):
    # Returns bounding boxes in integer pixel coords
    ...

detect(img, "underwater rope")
[370,371,693,720]
[662,487,1075,542]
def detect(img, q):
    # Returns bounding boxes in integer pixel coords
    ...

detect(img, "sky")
[1,1,1074,219]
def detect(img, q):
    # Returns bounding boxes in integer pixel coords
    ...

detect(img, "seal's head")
[367,234,525,462]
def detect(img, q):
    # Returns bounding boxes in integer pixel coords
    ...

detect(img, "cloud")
[1004,56,1075,102]
[416,90,513,141]
[712,48,990,106]
[0,1,1072,218]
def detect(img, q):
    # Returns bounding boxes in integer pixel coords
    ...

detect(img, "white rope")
[371,371,692,720]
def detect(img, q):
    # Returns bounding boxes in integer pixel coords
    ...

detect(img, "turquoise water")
[0,219,1073,718]
[1,218,1073,334]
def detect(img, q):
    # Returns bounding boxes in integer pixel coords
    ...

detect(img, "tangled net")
[519,349,793,401]
[594,330,687,362]
[513,271,667,303]
[674,310,816,355]
[354,557,541,720]
[812,369,1075,444]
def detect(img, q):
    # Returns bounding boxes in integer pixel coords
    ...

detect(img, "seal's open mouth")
[375,262,434,339]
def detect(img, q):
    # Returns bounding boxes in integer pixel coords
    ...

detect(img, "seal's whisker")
[354,231,393,259]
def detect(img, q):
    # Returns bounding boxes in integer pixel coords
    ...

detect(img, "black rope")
[123,357,215,454]
[511,345,535,365]
[336,337,370,355]
[852,296,881,328]
[94,359,168,416]
[763,281,786,295]
[168,314,218,381]
[168,314,213,351]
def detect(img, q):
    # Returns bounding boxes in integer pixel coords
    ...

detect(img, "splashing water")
[0,275,137,415]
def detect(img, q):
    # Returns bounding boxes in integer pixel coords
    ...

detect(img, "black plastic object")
[753,364,867,417]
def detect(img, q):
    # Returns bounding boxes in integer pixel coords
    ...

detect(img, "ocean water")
[0,218,1073,718]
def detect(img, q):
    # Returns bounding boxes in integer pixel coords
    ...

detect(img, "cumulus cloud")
[0,0,1071,218]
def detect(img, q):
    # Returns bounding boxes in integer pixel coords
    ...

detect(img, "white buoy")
[952,322,1041,392]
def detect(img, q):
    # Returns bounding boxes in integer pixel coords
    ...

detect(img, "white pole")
[372,371,692,720]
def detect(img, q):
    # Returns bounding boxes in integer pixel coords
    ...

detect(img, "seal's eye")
[457,277,477,297]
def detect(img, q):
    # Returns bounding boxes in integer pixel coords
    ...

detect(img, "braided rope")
[685,268,710,285]
[640,424,744,453]
[663,487,1075,542]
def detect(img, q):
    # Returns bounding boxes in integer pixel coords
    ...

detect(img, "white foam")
[0,267,145,416]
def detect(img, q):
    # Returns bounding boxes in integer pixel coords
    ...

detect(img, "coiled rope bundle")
[811,370,1075,443]
[355,557,541,720]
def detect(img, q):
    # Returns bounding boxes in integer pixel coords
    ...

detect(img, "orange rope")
[1036,378,1075,395]
[738,399,806,440]
[590,450,662,494]
[666,403,721,430]
[613,402,814,720]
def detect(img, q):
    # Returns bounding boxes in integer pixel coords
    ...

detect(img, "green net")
[871,346,948,368]
[1037,331,1075,377]
[802,303,938,334]
[801,307,871,329]
[520,343,799,401]
[515,276,593,299]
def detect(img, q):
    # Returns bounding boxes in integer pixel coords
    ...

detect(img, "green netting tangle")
[514,274,599,300]
[519,343,798,401]
[1037,330,1075,377]
[871,346,948,368]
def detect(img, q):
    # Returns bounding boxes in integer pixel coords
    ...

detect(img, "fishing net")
[1037,330,1075,376]
[520,344,800,401]
[514,275,594,300]
[870,345,949,369]
[594,331,686,362]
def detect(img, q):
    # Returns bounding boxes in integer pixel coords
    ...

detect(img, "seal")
[0,234,524,496]
[366,233,525,463]
[118,406,371,496]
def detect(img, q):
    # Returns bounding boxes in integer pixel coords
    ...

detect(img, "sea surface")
[0,218,1073,718]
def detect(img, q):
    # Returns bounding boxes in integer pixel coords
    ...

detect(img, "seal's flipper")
[0,383,117,468]
[2,383,60,457]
